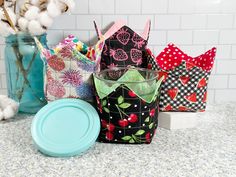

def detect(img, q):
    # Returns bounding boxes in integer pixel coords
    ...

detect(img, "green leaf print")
[119,103,131,109]
[145,117,150,123]
[104,107,110,113]
[102,100,107,106]
[122,136,132,141]
[135,130,145,136]
[118,96,124,105]
[149,123,154,129]
[129,139,135,143]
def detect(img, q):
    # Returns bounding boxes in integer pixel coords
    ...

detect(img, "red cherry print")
[99,107,103,113]
[107,123,115,132]
[128,114,138,123]
[145,132,151,143]
[149,109,155,117]
[101,119,107,128]
[128,90,136,97]
[96,96,100,104]
[96,96,103,113]
[106,131,114,141]
[118,119,129,127]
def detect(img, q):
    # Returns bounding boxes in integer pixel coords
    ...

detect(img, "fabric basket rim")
[94,67,159,84]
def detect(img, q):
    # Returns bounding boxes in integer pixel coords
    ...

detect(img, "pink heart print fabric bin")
[153,43,216,112]
[94,20,151,70]
[40,35,104,102]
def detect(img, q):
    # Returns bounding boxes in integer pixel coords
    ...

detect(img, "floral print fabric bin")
[37,35,104,102]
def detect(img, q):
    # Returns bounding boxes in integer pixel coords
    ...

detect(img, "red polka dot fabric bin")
[36,35,104,102]
[154,43,216,112]
[94,67,163,144]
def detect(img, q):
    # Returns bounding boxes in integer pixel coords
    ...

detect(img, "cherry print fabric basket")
[154,43,216,112]
[36,35,104,102]
[94,20,151,70]
[94,67,163,144]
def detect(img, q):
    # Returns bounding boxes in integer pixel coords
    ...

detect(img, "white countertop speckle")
[0,104,236,177]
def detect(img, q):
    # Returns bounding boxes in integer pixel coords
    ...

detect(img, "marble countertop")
[0,104,235,177]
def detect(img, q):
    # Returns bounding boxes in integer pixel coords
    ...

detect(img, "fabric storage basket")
[36,35,104,102]
[94,20,151,70]
[154,43,216,112]
[94,67,163,144]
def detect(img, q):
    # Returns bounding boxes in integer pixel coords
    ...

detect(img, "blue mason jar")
[4,33,47,113]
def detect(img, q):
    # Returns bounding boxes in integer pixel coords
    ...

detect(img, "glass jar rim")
[94,67,159,84]
[5,33,47,44]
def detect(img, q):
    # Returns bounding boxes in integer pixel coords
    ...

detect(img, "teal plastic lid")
[31,99,100,157]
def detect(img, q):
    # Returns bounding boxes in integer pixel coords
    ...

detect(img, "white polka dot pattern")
[156,43,216,72]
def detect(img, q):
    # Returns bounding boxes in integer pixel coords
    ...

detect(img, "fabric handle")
[141,19,151,40]
[94,20,126,40]
[93,21,103,40]
[94,19,151,40]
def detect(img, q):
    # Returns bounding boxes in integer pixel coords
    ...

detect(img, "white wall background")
[0,0,236,103]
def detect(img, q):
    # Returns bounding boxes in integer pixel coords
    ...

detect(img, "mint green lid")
[31,99,100,157]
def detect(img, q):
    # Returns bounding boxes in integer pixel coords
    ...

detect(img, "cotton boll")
[0,21,15,37]
[38,11,53,28]
[17,0,26,8]
[0,95,8,100]
[28,20,46,35]
[0,96,19,120]
[7,8,17,25]
[25,6,40,20]
[0,95,11,109]
[0,8,17,35]
[31,0,40,5]
[59,0,75,12]
[18,17,29,31]
[0,110,4,120]
[10,102,19,113]
[3,106,15,120]
[8,101,19,114]
[47,1,61,18]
